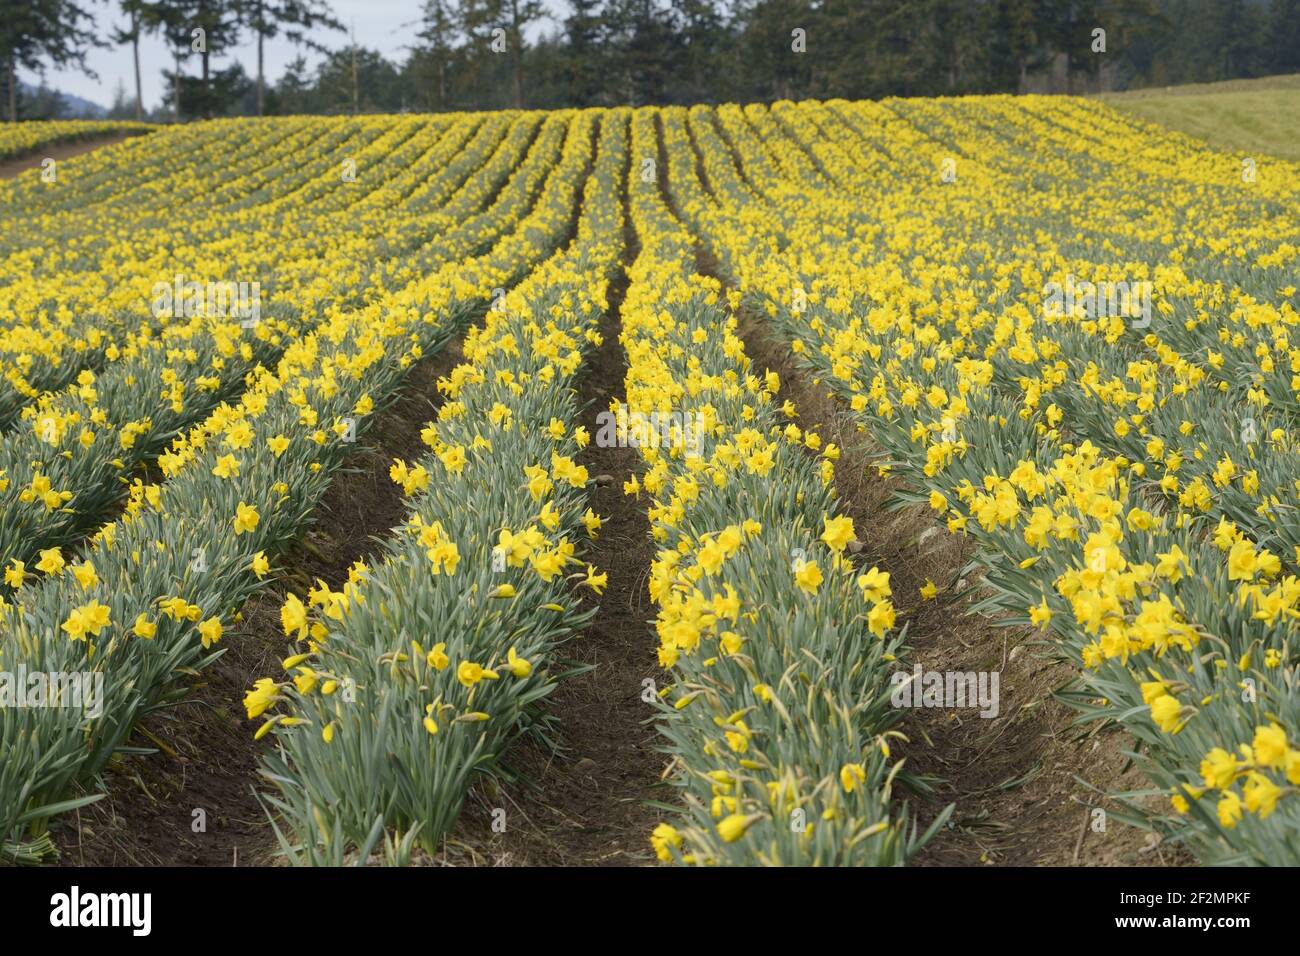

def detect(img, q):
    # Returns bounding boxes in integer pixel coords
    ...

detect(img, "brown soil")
[675,116,1185,868]
[434,154,669,867]
[0,131,150,181]
[43,117,569,868]
[736,318,1183,867]
[50,347,463,866]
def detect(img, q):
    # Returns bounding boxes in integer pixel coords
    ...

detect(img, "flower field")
[0,99,1297,868]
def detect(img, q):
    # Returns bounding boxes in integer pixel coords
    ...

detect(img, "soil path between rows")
[0,131,150,181]
[61,118,671,868]
[52,348,463,866]
[439,142,668,867]
[670,111,1181,867]
[49,117,559,867]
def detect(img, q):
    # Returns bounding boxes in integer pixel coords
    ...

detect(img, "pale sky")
[26,0,568,113]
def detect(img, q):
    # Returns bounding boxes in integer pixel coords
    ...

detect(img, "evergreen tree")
[669,0,729,103]
[273,52,314,112]
[146,0,244,119]
[407,0,460,110]
[239,0,342,115]
[1267,0,1300,75]
[314,44,404,114]
[113,1,151,120]
[562,0,607,106]
[1,0,100,122]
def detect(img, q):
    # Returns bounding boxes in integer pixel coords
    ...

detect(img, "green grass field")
[1099,73,1300,163]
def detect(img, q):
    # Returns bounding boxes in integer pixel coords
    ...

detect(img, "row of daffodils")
[672,97,1300,865]
[0,112,541,426]
[0,119,152,163]
[1,117,375,420]
[0,109,592,861]
[244,109,627,864]
[622,108,935,866]
[0,113,567,587]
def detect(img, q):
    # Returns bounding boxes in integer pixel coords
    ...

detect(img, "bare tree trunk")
[173,51,181,122]
[509,0,523,108]
[512,49,523,108]
[7,54,16,122]
[257,31,265,116]
[351,40,358,114]
[255,0,266,116]
[202,50,211,118]
[132,16,143,121]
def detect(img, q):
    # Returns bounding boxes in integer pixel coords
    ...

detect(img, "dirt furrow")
[437,142,667,867]
[0,131,150,181]
[51,346,464,866]
[671,114,1180,867]
[49,116,593,868]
